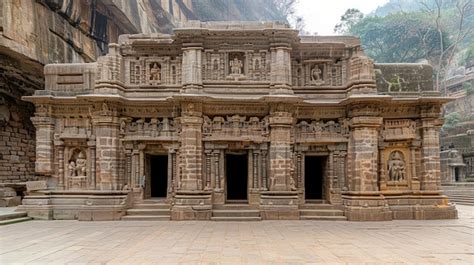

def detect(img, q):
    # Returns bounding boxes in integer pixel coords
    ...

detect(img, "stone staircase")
[0,210,32,225]
[442,184,474,206]
[122,199,171,221]
[211,204,262,221]
[299,203,347,221]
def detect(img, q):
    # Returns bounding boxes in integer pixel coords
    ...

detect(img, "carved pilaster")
[420,117,443,191]
[179,111,203,190]
[31,116,55,175]
[268,110,293,191]
[379,145,387,191]
[124,149,132,189]
[270,46,293,94]
[181,46,203,93]
[54,139,65,189]
[348,116,383,192]
[261,150,268,190]
[87,138,96,189]
[253,151,258,189]
[213,151,221,190]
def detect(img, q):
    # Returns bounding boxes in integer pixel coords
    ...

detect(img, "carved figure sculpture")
[388,151,406,181]
[75,152,87,176]
[68,161,76,176]
[230,57,243,75]
[311,65,322,82]
[150,63,161,81]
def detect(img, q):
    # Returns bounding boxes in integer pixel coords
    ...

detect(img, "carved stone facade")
[22,21,457,221]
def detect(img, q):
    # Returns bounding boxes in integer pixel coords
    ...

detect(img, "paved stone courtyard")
[0,205,472,264]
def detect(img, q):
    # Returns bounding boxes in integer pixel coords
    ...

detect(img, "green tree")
[348,12,450,63]
[443,111,461,129]
[333,8,364,34]
[464,81,474,95]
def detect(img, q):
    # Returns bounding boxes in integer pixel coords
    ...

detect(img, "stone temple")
[20,21,457,221]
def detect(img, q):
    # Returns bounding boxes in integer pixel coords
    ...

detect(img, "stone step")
[454,202,474,206]
[299,204,342,210]
[132,204,171,210]
[141,199,168,204]
[300,216,347,221]
[212,210,260,218]
[121,215,170,221]
[0,211,27,221]
[213,204,253,210]
[126,209,170,216]
[299,209,344,217]
[211,216,262,221]
[0,216,33,226]
[305,199,326,204]
[449,195,474,199]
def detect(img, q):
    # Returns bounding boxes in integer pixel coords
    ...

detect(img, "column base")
[171,191,212,220]
[343,192,458,221]
[260,191,299,220]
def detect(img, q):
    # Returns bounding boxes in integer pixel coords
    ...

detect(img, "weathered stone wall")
[0,100,36,183]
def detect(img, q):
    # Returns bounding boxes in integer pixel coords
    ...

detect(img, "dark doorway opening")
[304,156,326,200]
[226,153,248,201]
[454,167,460,182]
[150,155,168,198]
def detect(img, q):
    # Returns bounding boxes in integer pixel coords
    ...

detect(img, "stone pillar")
[261,150,268,190]
[205,150,212,189]
[181,47,203,94]
[167,149,174,195]
[296,152,302,188]
[268,111,293,191]
[125,149,132,188]
[31,116,55,175]
[348,116,383,192]
[87,138,96,189]
[270,46,293,94]
[253,151,259,189]
[378,145,387,191]
[213,151,220,190]
[410,145,420,190]
[92,113,121,190]
[420,118,443,191]
[179,103,203,191]
[55,140,65,189]
[132,149,139,188]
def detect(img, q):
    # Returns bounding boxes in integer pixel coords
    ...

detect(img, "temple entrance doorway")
[225,153,248,202]
[149,155,168,198]
[304,155,327,201]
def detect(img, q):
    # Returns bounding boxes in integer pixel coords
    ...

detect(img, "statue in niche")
[388,151,406,181]
[149,63,161,81]
[75,152,87,176]
[311,65,323,82]
[230,57,243,75]
[68,160,76,177]
[68,151,87,177]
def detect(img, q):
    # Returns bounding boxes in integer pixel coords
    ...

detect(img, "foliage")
[333,8,364,34]
[348,12,450,63]
[461,43,474,65]
[464,81,474,95]
[442,111,462,129]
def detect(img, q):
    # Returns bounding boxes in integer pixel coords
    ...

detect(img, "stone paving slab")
[0,205,472,264]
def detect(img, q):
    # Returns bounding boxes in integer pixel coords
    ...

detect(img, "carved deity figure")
[75,152,87,176]
[68,161,76,177]
[311,65,323,82]
[388,151,406,181]
[149,63,161,81]
[230,57,243,75]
